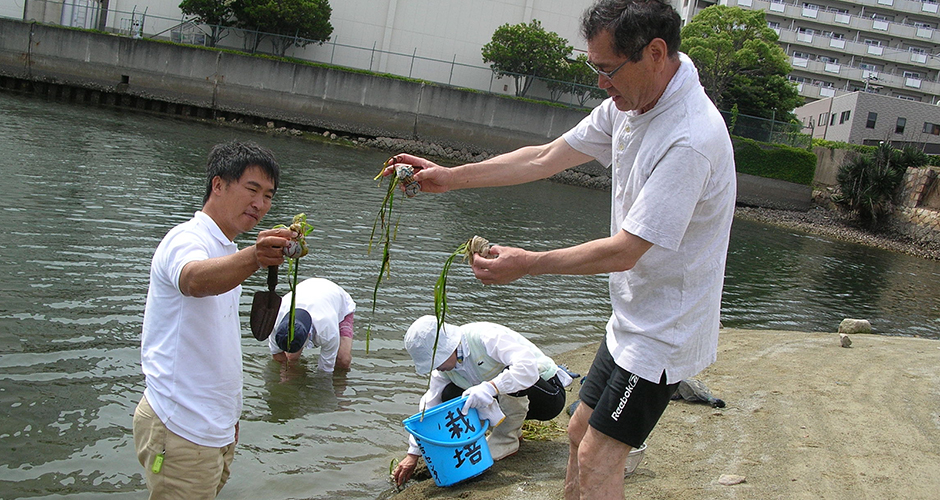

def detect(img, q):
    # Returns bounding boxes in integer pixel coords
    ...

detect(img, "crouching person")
[392,315,572,486]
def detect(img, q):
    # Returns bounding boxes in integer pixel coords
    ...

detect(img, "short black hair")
[203,140,280,204]
[581,0,681,62]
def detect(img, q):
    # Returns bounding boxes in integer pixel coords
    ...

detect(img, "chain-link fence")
[721,110,812,149]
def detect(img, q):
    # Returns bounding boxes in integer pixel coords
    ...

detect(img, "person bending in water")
[268,277,356,373]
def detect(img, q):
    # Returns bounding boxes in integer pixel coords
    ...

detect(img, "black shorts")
[578,341,679,448]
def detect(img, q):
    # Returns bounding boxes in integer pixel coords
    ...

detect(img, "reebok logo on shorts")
[610,374,639,422]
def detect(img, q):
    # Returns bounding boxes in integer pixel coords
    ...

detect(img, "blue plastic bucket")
[402,395,493,487]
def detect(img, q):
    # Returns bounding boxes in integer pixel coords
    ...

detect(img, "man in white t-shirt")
[381,1,736,497]
[133,141,297,499]
[268,277,356,373]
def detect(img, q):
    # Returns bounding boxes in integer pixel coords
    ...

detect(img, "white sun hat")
[404,315,462,375]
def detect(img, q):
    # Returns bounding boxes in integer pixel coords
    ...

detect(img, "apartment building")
[717,0,940,104]
[671,0,940,149]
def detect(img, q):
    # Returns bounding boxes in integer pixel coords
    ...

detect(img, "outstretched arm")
[179,227,295,297]
[383,136,593,193]
[470,230,653,285]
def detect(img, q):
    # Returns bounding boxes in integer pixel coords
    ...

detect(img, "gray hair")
[581,0,682,61]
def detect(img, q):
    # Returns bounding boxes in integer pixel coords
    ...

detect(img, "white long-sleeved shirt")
[407,322,556,455]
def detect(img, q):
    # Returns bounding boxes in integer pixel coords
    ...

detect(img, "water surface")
[0,91,937,499]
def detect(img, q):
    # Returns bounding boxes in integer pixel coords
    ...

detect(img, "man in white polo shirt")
[381,1,736,497]
[133,140,296,499]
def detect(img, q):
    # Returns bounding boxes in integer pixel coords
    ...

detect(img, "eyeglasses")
[585,58,629,80]
[584,42,650,80]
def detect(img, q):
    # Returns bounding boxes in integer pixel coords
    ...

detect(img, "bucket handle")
[406,419,490,447]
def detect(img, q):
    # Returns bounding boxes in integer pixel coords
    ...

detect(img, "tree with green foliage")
[232,0,333,57]
[835,141,907,229]
[481,20,572,97]
[178,0,234,47]
[545,54,608,105]
[680,5,801,121]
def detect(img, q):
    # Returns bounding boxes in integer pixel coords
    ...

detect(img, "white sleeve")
[156,229,210,295]
[267,333,282,354]
[480,327,540,395]
[562,98,616,166]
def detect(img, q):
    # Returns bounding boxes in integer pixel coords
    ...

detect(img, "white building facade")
[795,91,940,152]
[13,0,598,98]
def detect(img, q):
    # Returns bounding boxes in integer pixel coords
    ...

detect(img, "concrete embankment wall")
[0,18,582,154]
[0,18,810,210]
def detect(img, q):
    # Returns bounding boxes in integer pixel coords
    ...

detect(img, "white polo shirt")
[141,211,243,447]
[562,53,737,384]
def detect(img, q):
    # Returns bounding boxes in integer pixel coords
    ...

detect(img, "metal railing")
[722,110,812,148]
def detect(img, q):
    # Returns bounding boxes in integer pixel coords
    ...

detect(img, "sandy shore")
[381,329,940,499]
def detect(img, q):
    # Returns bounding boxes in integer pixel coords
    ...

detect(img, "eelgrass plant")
[421,235,491,419]
[366,162,421,352]
[273,213,313,348]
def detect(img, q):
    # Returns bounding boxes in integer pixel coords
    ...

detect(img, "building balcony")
[725,0,940,44]
[776,27,940,71]
[836,0,940,17]
[793,80,850,99]
[791,56,940,95]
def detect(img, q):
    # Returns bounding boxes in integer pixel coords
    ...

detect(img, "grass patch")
[521,419,567,441]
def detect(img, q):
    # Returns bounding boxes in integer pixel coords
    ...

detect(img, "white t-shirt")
[140,211,243,447]
[268,278,356,373]
[562,53,737,384]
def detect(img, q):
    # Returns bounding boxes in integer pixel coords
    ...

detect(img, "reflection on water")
[723,219,940,338]
[0,91,938,499]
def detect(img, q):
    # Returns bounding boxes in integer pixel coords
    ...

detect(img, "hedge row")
[732,136,816,186]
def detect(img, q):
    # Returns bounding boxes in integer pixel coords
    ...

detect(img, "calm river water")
[1,91,938,499]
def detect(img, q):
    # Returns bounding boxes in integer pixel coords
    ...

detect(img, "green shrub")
[835,141,905,229]
[732,136,816,185]
[895,145,929,171]
[811,138,871,153]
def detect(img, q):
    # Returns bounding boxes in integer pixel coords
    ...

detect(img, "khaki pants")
[133,395,235,500]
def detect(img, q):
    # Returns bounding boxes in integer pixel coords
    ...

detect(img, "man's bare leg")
[564,400,633,499]
[576,426,632,499]
[564,402,590,500]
